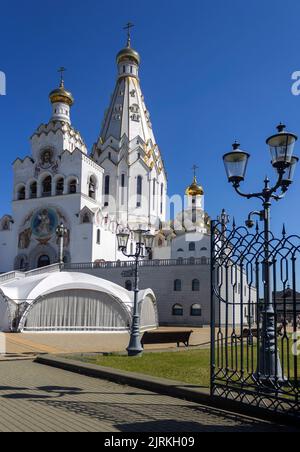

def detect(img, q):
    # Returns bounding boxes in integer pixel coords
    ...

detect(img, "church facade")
[0,36,210,274]
[0,36,216,328]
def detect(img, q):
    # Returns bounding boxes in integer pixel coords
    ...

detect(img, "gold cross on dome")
[58,67,66,86]
[124,22,135,45]
[192,165,199,179]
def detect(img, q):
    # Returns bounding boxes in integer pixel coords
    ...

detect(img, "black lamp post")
[117,227,155,357]
[56,222,68,265]
[223,124,298,382]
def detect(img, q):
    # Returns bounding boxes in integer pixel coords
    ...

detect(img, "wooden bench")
[240,325,284,339]
[141,330,193,348]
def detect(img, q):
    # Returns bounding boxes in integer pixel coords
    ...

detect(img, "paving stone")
[0,361,296,432]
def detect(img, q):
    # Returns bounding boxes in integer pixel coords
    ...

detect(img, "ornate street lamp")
[56,222,68,265]
[223,124,298,382]
[117,227,155,357]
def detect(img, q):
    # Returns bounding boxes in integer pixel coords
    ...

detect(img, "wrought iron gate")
[211,219,300,418]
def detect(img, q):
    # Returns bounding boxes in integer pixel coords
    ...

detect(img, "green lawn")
[69,342,300,388]
[71,349,211,387]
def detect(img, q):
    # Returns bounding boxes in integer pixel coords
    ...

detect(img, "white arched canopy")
[0,271,158,333]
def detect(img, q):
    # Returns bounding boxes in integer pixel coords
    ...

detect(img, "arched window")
[89,177,96,200]
[201,247,208,251]
[30,182,37,199]
[174,279,182,292]
[153,179,156,211]
[177,248,184,253]
[125,280,133,291]
[191,304,202,317]
[172,304,183,316]
[192,279,200,292]
[37,255,50,268]
[189,242,196,252]
[17,186,26,200]
[137,176,142,208]
[42,176,52,197]
[96,229,101,245]
[121,174,125,206]
[160,183,164,214]
[82,213,91,224]
[69,179,77,194]
[104,175,110,206]
[56,178,64,196]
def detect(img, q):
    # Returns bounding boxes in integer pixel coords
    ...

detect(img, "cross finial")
[58,67,66,87]
[124,22,135,47]
[192,164,199,181]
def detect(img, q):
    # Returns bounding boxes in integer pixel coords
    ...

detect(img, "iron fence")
[211,220,300,419]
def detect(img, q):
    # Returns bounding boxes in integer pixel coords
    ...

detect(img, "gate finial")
[282,223,287,237]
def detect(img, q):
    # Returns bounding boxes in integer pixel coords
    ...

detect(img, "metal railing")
[64,257,210,271]
[0,271,25,283]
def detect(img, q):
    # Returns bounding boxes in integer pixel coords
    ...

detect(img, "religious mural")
[31,208,58,239]
[18,207,70,250]
[34,148,59,177]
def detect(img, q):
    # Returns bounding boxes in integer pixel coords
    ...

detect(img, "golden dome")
[116,45,140,66]
[185,177,204,196]
[49,81,74,106]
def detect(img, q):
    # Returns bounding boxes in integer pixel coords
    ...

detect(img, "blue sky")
[1,0,300,235]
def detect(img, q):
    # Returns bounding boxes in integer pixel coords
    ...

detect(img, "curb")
[35,355,300,429]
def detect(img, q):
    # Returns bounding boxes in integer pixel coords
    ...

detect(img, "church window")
[153,179,156,210]
[174,279,182,292]
[125,280,133,291]
[89,176,96,200]
[121,174,125,205]
[192,207,197,224]
[37,255,50,268]
[105,175,110,195]
[17,186,26,201]
[172,304,183,316]
[160,183,164,214]
[56,178,64,196]
[189,242,196,252]
[30,181,37,199]
[201,247,208,251]
[69,179,77,194]
[82,213,91,224]
[123,66,126,73]
[96,229,101,244]
[191,304,202,317]
[42,176,52,197]
[192,279,200,292]
[177,249,184,253]
[137,176,142,208]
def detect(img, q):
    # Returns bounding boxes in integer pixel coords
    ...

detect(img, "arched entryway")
[37,255,51,268]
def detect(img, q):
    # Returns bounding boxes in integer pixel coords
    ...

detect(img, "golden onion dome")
[49,81,74,107]
[185,177,204,196]
[116,44,140,66]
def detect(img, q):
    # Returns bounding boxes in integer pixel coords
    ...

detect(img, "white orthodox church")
[0,35,210,273]
[0,35,212,332]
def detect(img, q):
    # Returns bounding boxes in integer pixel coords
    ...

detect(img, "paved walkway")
[2,328,211,358]
[0,361,296,432]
